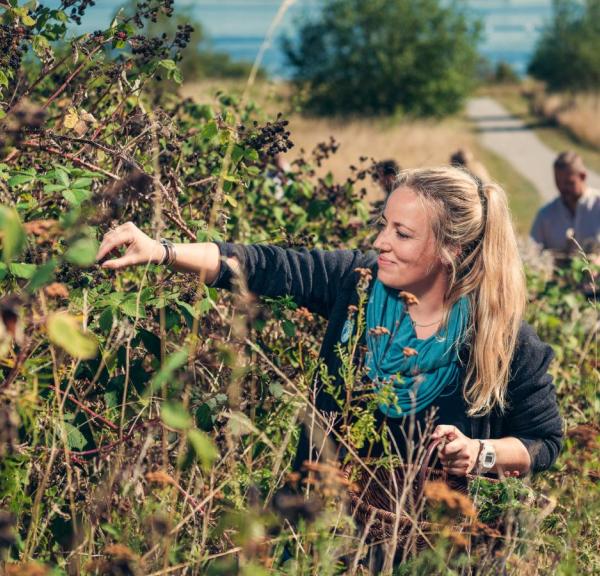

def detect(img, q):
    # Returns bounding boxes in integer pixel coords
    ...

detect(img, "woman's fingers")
[432,424,460,442]
[101,253,139,270]
[97,230,132,262]
[440,438,464,456]
[445,465,470,476]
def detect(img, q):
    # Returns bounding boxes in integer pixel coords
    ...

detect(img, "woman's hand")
[96,222,164,270]
[431,425,481,476]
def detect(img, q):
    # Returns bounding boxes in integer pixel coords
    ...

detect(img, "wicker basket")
[343,439,502,551]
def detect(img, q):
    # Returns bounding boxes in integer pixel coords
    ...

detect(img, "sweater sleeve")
[505,323,564,473]
[209,242,375,318]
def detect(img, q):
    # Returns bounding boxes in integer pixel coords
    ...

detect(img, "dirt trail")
[466,97,600,202]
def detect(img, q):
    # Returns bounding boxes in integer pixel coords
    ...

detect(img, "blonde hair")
[392,166,526,416]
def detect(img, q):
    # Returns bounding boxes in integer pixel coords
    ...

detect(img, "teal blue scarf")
[365,279,469,417]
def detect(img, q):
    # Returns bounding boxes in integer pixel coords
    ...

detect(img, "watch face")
[483,452,495,467]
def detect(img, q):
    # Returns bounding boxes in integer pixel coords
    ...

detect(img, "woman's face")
[373,186,446,292]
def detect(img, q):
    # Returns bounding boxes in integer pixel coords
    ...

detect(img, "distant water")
[50,0,553,77]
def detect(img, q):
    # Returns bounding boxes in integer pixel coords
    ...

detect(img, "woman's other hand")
[96,222,164,270]
[431,424,480,476]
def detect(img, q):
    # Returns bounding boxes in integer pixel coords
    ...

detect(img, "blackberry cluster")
[131,0,175,28]
[130,35,169,66]
[173,24,194,53]
[61,0,97,26]
[312,136,339,167]
[0,23,31,72]
[243,114,294,158]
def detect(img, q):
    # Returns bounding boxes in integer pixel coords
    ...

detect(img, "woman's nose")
[373,229,390,251]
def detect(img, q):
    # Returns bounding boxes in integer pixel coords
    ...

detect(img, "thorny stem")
[42,44,105,110]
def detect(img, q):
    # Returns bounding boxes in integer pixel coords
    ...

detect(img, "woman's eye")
[396,230,410,239]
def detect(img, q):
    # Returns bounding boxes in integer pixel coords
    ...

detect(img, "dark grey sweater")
[212,243,564,473]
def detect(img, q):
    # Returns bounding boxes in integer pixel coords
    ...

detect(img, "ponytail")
[464,182,526,415]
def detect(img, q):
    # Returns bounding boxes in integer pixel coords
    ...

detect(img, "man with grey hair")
[530,151,600,254]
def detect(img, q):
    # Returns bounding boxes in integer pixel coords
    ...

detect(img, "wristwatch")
[477,440,496,472]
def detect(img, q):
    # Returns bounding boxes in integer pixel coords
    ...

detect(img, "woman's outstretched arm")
[95,222,237,283]
[95,221,374,318]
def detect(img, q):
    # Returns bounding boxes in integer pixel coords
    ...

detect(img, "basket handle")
[416,437,443,501]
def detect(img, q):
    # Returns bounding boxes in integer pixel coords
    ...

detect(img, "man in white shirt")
[530,151,600,255]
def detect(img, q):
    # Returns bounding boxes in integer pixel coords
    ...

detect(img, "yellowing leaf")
[0,207,25,264]
[47,312,98,359]
[21,13,36,27]
[63,107,79,130]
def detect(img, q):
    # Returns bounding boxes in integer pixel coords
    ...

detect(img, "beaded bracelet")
[159,238,176,267]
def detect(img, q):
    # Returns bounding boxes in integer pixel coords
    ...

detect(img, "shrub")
[282,0,482,117]
[529,0,600,92]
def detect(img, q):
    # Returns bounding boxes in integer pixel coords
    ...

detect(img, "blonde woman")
[96,167,563,477]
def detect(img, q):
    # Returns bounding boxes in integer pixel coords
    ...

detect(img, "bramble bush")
[0,1,598,575]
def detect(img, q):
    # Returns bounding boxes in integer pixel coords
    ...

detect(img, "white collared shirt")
[530,188,600,252]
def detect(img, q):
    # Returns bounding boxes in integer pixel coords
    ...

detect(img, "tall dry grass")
[287,117,476,201]
[530,89,600,149]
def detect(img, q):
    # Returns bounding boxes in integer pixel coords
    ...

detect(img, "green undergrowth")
[0,3,598,575]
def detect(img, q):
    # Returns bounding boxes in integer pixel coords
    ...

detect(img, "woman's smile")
[377,254,396,266]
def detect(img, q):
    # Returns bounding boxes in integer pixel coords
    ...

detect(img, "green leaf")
[170,68,183,84]
[62,188,91,206]
[56,168,70,188]
[20,12,36,26]
[201,122,218,140]
[7,174,34,187]
[161,401,192,430]
[188,429,218,471]
[47,312,98,359]
[71,177,93,189]
[0,207,25,263]
[32,35,51,58]
[158,59,178,71]
[177,300,200,320]
[9,262,37,279]
[119,295,146,319]
[244,148,259,162]
[98,308,114,332]
[224,194,238,208]
[148,349,188,394]
[0,70,8,88]
[282,319,296,338]
[232,145,245,164]
[62,422,87,450]
[27,258,56,292]
[65,237,98,267]
[44,184,67,193]
[0,262,7,280]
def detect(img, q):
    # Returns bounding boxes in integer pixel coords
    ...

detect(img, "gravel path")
[466,97,600,202]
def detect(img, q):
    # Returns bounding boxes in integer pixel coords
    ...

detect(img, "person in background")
[450,148,490,183]
[373,159,401,196]
[530,151,600,256]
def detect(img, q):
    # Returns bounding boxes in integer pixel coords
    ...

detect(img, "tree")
[529,0,600,92]
[282,0,481,117]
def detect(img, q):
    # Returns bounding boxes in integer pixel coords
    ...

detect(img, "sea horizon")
[47,0,554,77]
